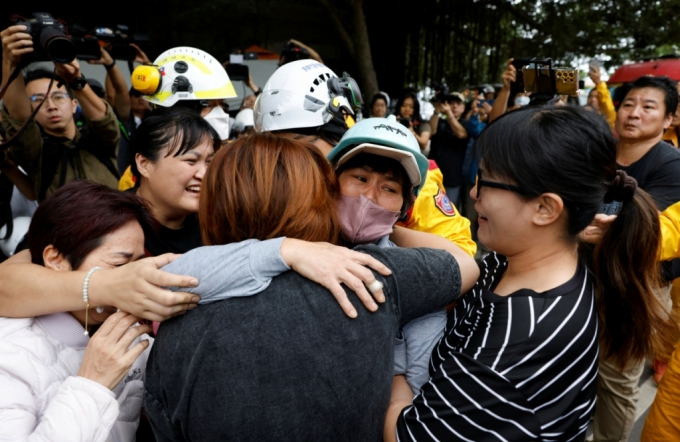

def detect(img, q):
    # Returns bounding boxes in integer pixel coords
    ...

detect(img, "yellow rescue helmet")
[131,46,237,107]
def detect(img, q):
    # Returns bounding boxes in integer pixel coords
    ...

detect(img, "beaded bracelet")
[82,266,103,336]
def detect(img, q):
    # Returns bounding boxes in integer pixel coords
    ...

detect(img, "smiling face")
[399,97,415,119]
[25,78,77,136]
[338,165,404,213]
[136,136,215,226]
[471,167,536,253]
[616,87,673,143]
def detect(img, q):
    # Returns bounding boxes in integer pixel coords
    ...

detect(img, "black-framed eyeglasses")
[475,169,528,199]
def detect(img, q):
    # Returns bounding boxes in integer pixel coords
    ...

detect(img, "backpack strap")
[38,123,120,201]
[38,137,67,201]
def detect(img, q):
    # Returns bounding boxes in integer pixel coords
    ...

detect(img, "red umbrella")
[608,59,680,83]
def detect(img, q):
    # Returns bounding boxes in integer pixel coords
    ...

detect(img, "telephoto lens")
[39,25,76,64]
[16,13,77,64]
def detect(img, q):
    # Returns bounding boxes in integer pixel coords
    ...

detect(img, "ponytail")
[593,187,679,369]
[473,107,678,370]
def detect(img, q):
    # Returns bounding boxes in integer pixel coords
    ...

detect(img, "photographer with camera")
[88,46,151,172]
[394,92,431,151]
[488,58,518,123]
[1,23,120,202]
[279,39,323,67]
[428,91,474,208]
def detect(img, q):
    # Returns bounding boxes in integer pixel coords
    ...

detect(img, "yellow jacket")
[397,160,477,257]
[659,201,680,261]
[120,160,478,257]
[119,166,135,191]
[663,127,679,147]
[596,82,617,131]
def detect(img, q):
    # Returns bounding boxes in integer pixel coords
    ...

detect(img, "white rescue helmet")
[0,216,31,257]
[234,108,255,129]
[254,60,363,136]
[131,47,237,107]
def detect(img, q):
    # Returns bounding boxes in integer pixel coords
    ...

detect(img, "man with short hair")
[593,75,680,442]
[1,25,120,201]
[615,76,680,209]
[428,92,481,209]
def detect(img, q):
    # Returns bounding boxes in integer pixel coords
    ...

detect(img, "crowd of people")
[2,19,680,442]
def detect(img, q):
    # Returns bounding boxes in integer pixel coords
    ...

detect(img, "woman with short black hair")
[0,181,154,441]
[129,107,221,255]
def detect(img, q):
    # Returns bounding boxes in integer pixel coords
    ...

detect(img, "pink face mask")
[336,194,400,244]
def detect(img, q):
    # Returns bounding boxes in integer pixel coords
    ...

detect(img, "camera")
[12,13,149,64]
[224,51,249,82]
[93,25,148,60]
[397,117,411,128]
[430,82,450,103]
[280,42,310,65]
[70,24,149,61]
[511,58,580,96]
[14,12,76,64]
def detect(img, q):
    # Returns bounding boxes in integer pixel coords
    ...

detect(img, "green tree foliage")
[403,0,680,89]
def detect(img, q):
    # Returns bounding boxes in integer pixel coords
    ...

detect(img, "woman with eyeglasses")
[384,105,678,442]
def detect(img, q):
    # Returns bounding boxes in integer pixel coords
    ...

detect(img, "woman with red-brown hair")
[143,132,476,441]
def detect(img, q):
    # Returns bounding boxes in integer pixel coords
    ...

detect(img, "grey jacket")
[147,245,461,442]
[163,237,448,394]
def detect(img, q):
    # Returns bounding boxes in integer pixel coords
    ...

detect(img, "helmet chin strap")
[320,112,350,144]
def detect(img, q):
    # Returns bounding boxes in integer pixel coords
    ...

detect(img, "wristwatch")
[69,75,88,91]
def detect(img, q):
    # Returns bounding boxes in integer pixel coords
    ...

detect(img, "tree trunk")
[350,0,379,101]
[320,0,380,102]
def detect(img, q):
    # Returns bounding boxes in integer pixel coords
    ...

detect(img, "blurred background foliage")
[6,0,680,96]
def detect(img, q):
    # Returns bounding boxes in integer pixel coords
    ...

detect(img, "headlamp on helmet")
[254,60,364,137]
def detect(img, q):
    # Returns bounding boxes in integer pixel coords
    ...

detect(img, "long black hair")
[476,105,677,368]
[393,92,423,125]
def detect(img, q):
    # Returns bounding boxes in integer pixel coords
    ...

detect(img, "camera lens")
[40,27,76,64]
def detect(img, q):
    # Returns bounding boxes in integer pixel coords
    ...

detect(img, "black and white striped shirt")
[397,252,599,442]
